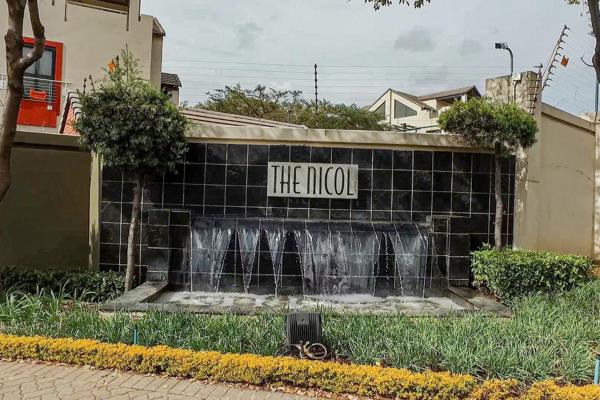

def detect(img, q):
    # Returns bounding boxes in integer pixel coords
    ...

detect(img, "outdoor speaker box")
[285,312,322,346]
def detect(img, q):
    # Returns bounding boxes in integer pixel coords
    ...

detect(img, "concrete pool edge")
[102,283,510,317]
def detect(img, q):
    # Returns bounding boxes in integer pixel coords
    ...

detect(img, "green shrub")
[0,267,124,303]
[471,247,592,301]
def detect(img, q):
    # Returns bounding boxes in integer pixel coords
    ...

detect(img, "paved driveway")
[0,360,317,400]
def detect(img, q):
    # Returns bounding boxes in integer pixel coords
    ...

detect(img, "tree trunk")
[588,1,600,83]
[494,152,504,250]
[125,173,143,292]
[0,0,45,203]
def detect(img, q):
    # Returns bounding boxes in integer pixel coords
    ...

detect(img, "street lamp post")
[495,42,513,76]
[495,42,515,101]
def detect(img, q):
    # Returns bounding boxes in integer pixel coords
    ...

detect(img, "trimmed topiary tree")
[438,99,537,250]
[75,50,188,291]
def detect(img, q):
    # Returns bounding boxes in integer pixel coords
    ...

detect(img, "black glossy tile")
[247,166,268,186]
[206,144,226,164]
[102,165,122,181]
[269,145,290,162]
[289,198,310,208]
[332,148,352,164]
[353,149,373,169]
[227,144,248,165]
[452,193,470,213]
[165,163,185,183]
[291,146,310,162]
[100,223,120,244]
[413,151,433,170]
[164,184,184,205]
[246,187,267,207]
[248,145,269,165]
[433,172,452,192]
[412,191,432,212]
[184,185,204,206]
[226,165,247,186]
[358,170,372,190]
[205,165,226,185]
[204,185,224,206]
[472,173,490,193]
[433,152,452,171]
[102,181,122,202]
[393,170,412,191]
[187,143,206,163]
[352,190,372,210]
[452,172,471,193]
[472,153,491,174]
[471,193,490,213]
[143,183,163,205]
[372,170,392,190]
[453,153,472,172]
[392,191,411,211]
[225,186,246,207]
[311,147,331,163]
[393,150,412,170]
[372,210,392,221]
[372,190,391,210]
[413,171,432,191]
[185,163,205,184]
[101,202,121,223]
[373,149,393,169]
[331,199,351,210]
[433,192,452,212]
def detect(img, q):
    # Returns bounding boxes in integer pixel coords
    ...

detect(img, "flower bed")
[1,334,599,400]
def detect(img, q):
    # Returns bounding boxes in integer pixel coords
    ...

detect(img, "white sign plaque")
[268,162,358,199]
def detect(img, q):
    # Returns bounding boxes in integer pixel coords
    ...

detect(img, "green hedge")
[471,247,592,301]
[0,267,124,303]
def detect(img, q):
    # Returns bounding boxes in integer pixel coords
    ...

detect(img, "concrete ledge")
[448,286,511,317]
[186,125,485,152]
[101,281,168,311]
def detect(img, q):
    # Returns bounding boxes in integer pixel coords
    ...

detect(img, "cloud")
[235,22,263,50]
[458,39,484,56]
[394,27,436,52]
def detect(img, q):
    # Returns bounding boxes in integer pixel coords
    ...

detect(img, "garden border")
[0,334,599,399]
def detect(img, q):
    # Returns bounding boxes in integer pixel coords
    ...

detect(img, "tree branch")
[15,0,45,72]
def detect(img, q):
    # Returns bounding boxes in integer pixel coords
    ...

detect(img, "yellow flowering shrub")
[0,334,599,399]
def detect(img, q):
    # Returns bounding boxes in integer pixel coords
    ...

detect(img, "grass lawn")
[0,280,598,384]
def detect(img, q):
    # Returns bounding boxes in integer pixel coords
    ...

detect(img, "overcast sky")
[142,0,596,116]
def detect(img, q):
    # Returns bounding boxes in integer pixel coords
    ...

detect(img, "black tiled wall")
[99,143,515,287]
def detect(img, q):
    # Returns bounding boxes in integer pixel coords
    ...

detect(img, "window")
[23,45,56,80]
[374,102,386,119]
[394,100,417,119]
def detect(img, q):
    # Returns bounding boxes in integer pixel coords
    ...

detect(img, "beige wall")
[514,104,595,257]
[0,133,92,270]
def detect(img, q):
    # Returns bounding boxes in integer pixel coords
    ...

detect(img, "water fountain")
[188,217,443,297]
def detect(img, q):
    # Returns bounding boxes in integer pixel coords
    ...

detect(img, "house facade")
[368,86,481,132]
[0,0,165,132]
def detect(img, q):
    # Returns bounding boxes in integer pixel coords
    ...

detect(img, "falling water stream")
[190,217,441,297]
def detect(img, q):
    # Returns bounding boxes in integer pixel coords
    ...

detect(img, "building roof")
[182,108,306,128]
[152,17,166,36]
[417,85,481,101]
[161,72,182,88]
[390,89,436,111]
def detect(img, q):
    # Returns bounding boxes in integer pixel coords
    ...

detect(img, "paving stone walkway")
[0,360,318,400]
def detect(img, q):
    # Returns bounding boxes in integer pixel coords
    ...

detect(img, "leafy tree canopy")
[438,98,537,155]
[76,50,188,175]
[199,84,389,131]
